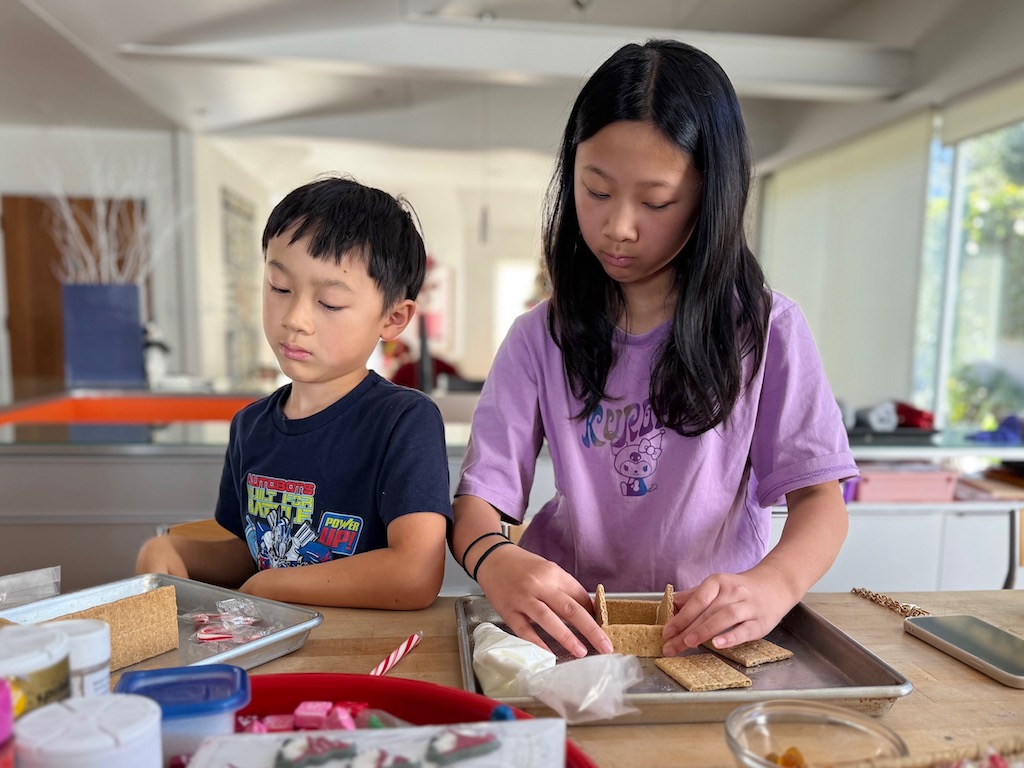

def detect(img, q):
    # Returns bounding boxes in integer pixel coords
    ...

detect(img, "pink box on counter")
[854,463,959,502]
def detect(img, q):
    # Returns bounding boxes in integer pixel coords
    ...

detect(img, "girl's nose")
[602,201,638,242]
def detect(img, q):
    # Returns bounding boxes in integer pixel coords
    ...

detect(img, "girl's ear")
[380,299,417,341]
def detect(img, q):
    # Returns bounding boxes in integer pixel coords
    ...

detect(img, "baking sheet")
[456,594,912,725]
[0,573,322,674]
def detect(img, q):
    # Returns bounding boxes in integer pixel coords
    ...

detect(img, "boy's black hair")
[543,39,772,436]
[262,176,426,311]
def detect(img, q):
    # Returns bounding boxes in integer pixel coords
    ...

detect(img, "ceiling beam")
[120,16,911,102]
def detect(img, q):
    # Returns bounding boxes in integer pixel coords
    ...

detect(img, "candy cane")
[369,631,423,676]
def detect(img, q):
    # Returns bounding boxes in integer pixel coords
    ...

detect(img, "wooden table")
[254,591,1024,767]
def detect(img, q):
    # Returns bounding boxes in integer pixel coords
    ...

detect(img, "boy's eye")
[320,302,341,312]
[269,284,289,294]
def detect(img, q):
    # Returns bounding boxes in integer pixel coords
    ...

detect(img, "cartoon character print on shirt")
[614,429,665,497]
[243,473,363,568]
[580,398,667,498]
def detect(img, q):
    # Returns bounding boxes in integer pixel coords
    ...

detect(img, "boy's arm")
[136,530,256,588]
[239,511,448,609]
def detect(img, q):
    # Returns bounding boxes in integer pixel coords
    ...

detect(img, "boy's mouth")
[281,342,312,361]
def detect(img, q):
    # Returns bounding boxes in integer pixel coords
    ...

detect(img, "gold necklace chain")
[851,587,930,617]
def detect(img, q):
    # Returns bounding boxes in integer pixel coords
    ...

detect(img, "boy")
[136,176,452,609]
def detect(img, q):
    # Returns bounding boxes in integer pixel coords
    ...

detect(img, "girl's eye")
[645,202,672,210]
[269,284,289,294]
[585,186,609,200]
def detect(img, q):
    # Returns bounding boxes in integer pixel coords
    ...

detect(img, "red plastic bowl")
[242,673,597,768]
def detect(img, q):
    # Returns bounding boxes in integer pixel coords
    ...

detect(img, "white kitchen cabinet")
[939,510,1012,590]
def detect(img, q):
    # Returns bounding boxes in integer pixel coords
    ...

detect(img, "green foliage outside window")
[917,121,1024,430]
[945,124,1024,429]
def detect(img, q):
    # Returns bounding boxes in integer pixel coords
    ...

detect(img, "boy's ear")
[380,299,417,341]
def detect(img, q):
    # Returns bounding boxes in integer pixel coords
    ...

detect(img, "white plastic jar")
[15,693,161,768]
[42,620,110,698]
[0,625,70,718]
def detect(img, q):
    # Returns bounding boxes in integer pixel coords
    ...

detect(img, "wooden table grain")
[253,591,1024,767]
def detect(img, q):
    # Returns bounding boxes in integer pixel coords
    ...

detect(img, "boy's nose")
[281,300,314,333]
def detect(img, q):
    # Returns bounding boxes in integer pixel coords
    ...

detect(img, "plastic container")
[114,665,250,767]
[239,672,599,768]
[0,624,70,718]
[14,693,161,768]
[724,699,908,767]
[42,620,110,698]
[855,463,958,502]
[0,679,13,768]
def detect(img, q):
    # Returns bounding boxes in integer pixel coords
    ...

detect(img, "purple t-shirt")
[456,293,857,592]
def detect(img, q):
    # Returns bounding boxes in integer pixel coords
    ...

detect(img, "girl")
[452,40,856,659]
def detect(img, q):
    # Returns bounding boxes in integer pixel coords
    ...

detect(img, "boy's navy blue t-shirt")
[215,372,452,570]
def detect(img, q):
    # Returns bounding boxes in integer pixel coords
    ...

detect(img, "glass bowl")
[724,700,909,767]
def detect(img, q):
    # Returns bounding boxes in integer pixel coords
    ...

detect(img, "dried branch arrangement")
[40,153,188,285]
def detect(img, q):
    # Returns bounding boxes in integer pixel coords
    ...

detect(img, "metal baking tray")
[456,593,912,725]
[0,573,322,673]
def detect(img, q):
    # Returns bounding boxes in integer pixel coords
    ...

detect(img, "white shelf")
[849,439,1024,463]
[773,501,1022,514]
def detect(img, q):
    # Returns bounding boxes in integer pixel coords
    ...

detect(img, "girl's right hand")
[474,544,613,658]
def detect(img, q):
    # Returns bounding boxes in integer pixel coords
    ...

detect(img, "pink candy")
[294,700,333,729]
[263,714,296,732]
[324,705,356,731]
[236,701,367,733]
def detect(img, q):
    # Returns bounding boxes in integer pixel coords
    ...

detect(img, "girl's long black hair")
[543,39,772,437]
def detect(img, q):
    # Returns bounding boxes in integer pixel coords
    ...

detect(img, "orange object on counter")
[0,392,258,425]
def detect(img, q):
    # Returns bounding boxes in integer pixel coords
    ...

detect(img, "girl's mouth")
[604,252,633,268]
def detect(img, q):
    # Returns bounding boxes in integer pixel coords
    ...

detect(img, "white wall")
[192,135,275,387]
[759,112,933,407]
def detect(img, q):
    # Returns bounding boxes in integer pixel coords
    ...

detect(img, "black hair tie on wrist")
[458,530,508,569]
[471,539,513,582]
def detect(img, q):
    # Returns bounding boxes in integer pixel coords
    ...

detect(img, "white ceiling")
[2,0,1022,174]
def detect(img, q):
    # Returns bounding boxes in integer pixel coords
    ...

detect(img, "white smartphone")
[903,614,1024,689]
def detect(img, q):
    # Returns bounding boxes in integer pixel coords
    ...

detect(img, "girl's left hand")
[660,566,796,656]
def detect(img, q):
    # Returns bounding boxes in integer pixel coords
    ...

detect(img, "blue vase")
[62,284,146,390]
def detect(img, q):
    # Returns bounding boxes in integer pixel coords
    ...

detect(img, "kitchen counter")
[253,590,1024,768]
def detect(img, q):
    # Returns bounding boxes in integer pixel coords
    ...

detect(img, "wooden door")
[2,195,148,402]
[2,196,66,401]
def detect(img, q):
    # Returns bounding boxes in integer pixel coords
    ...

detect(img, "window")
[915,121,1024,429]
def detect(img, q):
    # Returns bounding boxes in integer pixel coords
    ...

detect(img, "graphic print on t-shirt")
[243,472,341,568]
[613,429,665,496]
[580,400,667,497]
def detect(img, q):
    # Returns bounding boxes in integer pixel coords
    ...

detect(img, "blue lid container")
[114,665,251,720]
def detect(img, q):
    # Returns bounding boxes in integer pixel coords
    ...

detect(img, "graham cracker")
[704,638,794,668]
[53,584,179,670]
[595,583,675,657]
[655,654,752,691]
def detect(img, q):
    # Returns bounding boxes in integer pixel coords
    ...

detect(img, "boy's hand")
[660,566,795,656]
[135,534,190,578]
[475,544,614,659]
